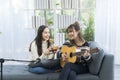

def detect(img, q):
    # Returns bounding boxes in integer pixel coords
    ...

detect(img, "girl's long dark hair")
[66,21,85,45]
[29,25,51,56]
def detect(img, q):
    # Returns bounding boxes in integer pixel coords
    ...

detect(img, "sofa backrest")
[88,41,105,75]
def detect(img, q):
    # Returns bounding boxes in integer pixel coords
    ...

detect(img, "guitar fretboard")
[71,48,99,57]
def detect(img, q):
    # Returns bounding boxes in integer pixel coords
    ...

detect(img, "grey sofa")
[2,42,114,80]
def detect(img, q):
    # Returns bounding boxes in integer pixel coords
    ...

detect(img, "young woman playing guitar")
[59,21,92,80]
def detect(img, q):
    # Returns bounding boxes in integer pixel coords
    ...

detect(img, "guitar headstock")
[90,47,99,53]
[50,46,59,52]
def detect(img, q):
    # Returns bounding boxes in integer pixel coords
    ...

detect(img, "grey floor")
[115,65,120,80]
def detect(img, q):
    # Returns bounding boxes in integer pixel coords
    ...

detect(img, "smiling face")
[67,27,79,40]
[42,28,50,41]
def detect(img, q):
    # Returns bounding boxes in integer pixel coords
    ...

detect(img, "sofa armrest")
[99,53,114,80]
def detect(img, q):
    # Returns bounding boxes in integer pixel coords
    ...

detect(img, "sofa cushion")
[48,73,99,80]
[3,64,49,80]
[88,41,105,75]
[3,64,99,80]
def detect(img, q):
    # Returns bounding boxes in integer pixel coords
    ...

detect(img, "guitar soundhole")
[70,52,72,57]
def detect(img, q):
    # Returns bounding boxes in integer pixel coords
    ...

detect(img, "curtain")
[95,0,120,64]
[0,0,35,63]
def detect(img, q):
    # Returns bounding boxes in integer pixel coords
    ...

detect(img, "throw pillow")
[88,41,105,75]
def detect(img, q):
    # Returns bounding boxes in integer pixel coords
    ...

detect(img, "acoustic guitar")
[60,46,99,67]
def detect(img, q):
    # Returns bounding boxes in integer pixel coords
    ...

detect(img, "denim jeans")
[59,62,89,80]
[28,67,54,74]
[28,63,61,74]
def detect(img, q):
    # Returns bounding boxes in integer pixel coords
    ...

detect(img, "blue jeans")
[59,62,89,80]
[28,67,54,74]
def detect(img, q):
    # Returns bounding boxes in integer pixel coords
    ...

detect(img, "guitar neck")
[72,51,85,57]
[71,48,98,57]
